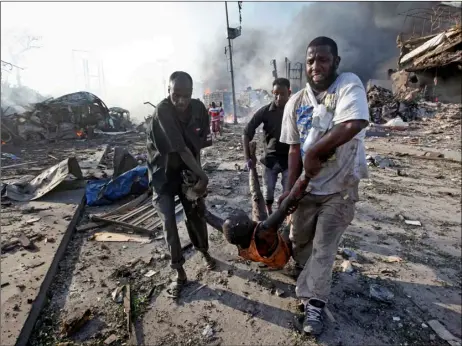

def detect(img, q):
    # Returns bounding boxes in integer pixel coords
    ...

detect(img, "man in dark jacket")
[147,71,216,298]
[243,78,291,215]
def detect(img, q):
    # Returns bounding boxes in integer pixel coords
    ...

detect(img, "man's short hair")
[307,36,338,57]
[272,78,290,90]
[223,210,254,249]
[169,71,193,86]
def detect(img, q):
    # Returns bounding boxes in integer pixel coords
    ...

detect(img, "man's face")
[272,84,291,108]
[306,45,340,91]
[169,79,193,112]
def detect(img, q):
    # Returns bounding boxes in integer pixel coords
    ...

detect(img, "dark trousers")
[153,191,209,269]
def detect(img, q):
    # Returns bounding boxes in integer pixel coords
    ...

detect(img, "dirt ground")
[18,110,462,346]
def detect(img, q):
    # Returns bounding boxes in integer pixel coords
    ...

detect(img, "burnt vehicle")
[1,91,112,142]
[108,107,132,131]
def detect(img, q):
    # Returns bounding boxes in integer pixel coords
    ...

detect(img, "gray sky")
[1,2,308,120]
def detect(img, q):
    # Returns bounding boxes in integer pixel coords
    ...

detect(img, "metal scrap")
[90,193,182,235]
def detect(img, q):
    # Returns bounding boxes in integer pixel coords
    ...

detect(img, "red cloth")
[211,119,221,133]
[208,107,220,121]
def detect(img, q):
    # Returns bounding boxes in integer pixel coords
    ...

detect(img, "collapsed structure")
[367,2,461,124]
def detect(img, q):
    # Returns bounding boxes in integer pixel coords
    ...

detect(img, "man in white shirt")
[279,36,369,336]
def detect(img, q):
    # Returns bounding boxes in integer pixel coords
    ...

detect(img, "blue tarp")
[86,166,149,206]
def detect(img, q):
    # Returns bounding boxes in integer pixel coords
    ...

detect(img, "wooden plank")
[92,232,151,244]
[90,215,154,234]
[76,222,104,232]
[100,192,150,218]
[2,161,40,169]
[117,203,152,222]
[123,284,132,334]
[130,208,157,226]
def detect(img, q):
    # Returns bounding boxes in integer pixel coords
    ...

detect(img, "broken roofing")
[398,25,462,72]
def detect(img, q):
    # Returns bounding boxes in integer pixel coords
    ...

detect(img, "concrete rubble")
[0,115,452,346]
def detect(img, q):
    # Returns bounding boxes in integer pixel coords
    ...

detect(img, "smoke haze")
[1,2,438,122]
[199,2,436,92]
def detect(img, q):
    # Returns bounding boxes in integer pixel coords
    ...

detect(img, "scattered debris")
[104,334,118,345]
[370,284,394,303]
[367,155,396,169]
[339,248,358,261]
[382,255,403,263]
[202,324,214,339]
[60,308,92,337]
[393,316,401,322]
[2,153,21,160]
[18,234,34,250]
[427,319,462,346]
[21,206,51,214]
[112,286,125,304]
[2,157,83,202]
[341,260,355,273]
[404,220,422,226]
[384,116,409,129]
[26,261,45,269]
[26,217,41,225]
[275,288,285,297]
[144,270,157,278]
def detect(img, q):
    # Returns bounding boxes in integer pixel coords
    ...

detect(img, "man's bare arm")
[288,144,302,188]
[248,141,268,222]
[243,109,264,164]
[243,135,251,162]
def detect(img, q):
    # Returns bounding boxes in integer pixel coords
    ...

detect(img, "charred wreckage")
[1,91,135,144]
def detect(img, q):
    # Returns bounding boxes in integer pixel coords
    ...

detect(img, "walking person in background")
[279,36,369,336]
[147,71,216,299]
[218,101,225,128]
[208,101,221,139]
[243,78,292,215]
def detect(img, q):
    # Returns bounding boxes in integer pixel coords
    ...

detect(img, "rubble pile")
[367,85,394,108]
[367,84,420,124]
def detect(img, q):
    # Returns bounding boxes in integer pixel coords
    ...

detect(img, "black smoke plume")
[199,2,437,92]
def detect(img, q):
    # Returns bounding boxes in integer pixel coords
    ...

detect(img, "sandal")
[202,253,216,270]
[166,278,187,298]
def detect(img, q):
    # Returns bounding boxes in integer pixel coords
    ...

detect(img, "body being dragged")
[203,142,310,269]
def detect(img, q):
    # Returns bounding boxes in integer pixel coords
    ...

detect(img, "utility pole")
[225,1,238,124]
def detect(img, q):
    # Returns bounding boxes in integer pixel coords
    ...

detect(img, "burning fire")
[76,130,84,138]
[1,140,6,145]
[204,88,211,95]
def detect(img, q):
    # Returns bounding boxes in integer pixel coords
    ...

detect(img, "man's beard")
[306,65,338,92]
